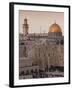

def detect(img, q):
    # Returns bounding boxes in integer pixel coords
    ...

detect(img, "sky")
[19,10,64,34]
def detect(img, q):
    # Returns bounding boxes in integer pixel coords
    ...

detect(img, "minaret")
[23,18,29,36]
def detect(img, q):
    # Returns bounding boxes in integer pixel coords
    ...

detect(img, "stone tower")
[23,18,28,36]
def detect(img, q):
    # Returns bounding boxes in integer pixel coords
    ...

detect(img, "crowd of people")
[19,66,64,78]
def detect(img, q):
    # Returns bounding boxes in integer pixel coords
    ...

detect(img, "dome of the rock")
[49,23,62,33]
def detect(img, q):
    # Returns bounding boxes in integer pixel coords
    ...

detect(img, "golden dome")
[49,23,62,33]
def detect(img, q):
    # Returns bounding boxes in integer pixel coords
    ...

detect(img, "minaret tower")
[23,18,29,36]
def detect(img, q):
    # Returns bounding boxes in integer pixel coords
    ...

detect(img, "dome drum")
[48,32,62,37]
